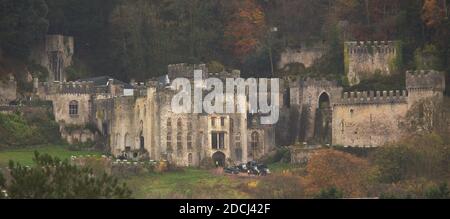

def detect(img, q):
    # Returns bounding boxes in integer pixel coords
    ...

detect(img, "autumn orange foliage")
[422,0,446,28]
[303,149,372,197]
[224,0,266,61]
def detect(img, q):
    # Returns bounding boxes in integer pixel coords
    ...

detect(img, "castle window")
[187,120,192,132]
[211,117,216,127]
[350,109,354,115]
[250,132,260,158]
[230,119,234,132]
[177,132,182,152]
[69,100,78,116]
[221,117,225,126]
[177,118,183,130]
[167,119,172,151]
[188,153,193,166]
[235,133,241,148]
[211,132,225,149]
[187,132,193,150]
[235,148,242,162]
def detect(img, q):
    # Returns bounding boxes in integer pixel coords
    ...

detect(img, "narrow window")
[188,153,193,166]
[177,132,182,152]
[167,119,172,151]
[211,132,218,149]
[219,133,225,149]
[187,132,193,150]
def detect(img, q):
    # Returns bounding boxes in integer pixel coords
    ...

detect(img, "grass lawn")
[123,162,304,199]
[124,168,253,199]
[0,145,101,167]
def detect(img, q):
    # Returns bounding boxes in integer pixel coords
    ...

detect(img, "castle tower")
[406,70,445,108]
[30,35,74,82]
[345,41,400,86]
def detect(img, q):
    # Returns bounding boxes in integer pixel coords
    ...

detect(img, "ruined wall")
[406,70,445,108]
[278,43,327,69]
[0,77,16,104]
[30,35,74,82]
[345,41,399,85]
[332,90,408,147]
[61,128,96,144]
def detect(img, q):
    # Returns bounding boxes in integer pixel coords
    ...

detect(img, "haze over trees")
[0,0,448,84]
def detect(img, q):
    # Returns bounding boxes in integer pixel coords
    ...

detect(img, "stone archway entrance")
[212,151,226,167]
[314,92,332,144]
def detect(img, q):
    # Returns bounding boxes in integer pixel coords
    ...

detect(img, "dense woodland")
[0,0,449,85]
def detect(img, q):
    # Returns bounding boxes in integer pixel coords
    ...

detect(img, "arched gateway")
[212,151,226,167]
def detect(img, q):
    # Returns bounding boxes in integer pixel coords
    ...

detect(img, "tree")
[1,152,131,199]
[224,0,266,61]
[0,0,49,59]
[373,133,450,183]
[422,0,446,29]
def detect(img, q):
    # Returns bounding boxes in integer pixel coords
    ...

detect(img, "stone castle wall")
[345,41,399,85]
[332,91,409,147]
[278,43,327,69]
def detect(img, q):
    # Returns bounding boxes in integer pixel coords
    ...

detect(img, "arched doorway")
[212,151,226,167]
[314,92,332,144]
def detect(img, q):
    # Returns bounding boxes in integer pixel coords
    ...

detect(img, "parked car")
[224,166,240,174]
[237,163,248,173]
[257,164,270,176]
[245,162,270,176]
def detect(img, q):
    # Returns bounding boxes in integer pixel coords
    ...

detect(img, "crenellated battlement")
[406,70,445,91]
[40,81,96,94]
[345,41,397,55]
[168,63,208,80]
[300,77,340,88]
[208,69,241,79]
[337,90,408,105]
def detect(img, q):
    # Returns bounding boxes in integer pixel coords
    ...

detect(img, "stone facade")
[280,70,446,147]
[33,63,276,167]
[278,43,327,69]
[30,35,74,82]
[0,75,16,105]
[345,41,400,85]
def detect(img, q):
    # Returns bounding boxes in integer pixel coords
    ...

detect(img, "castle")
[345,41,401,85]
[1,35,446,167]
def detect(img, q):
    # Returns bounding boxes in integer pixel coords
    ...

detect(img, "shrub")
[1,152,131,199]
[372,133,450,183]
[314,187,344,199]
[248,174,305,199]
[304,149,372,197]
[425,183,450,199]
[0,112,61,148]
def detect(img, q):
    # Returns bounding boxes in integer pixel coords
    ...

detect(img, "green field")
[0,145,101,167]
[124,168,253,199]
[124,163,300,199]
